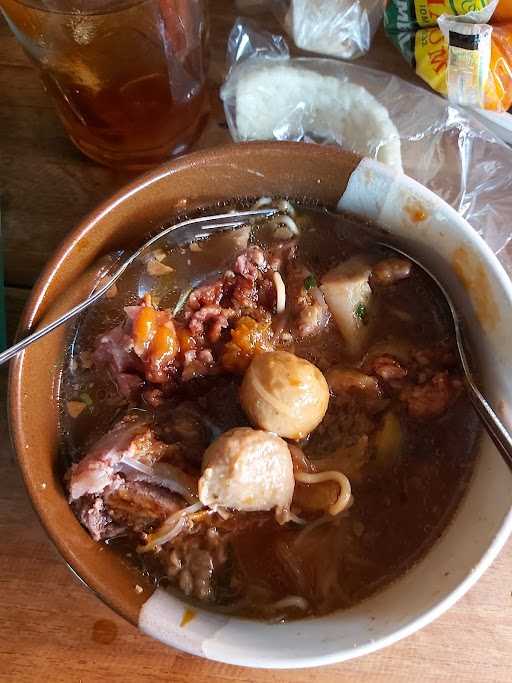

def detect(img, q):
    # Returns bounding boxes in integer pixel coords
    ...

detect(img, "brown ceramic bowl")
[8,141,359,620]
[9,142,512,668]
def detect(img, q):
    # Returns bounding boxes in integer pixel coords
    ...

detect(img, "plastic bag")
[273,0,384,60]
[220,19,512,272]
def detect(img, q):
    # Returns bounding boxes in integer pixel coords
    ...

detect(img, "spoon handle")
[466,381,512,471]
[375,238,512,473]
[454,322,512,470]
[0,275,118,365]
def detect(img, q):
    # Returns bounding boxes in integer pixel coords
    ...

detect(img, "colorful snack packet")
[385,0,512,111]
[384,0,506,32]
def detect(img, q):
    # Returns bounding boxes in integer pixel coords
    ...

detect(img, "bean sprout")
[264,595,309,613]
[216,506,232,520]
[121,456,198,503]
[271,214,299,236]
[287,512,308,526]
[137,501,204,553]
[251,196,272,210]
[173,287,192,316]
[273,271,286,314]
[293,514,333,547]
[311,286,326,307]
[276,199,296,217]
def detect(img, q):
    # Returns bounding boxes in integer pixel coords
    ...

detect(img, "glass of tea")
[1,0,209,169]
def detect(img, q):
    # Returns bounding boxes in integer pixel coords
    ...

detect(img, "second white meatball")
[240,350,329,439]
[198,427,294,515]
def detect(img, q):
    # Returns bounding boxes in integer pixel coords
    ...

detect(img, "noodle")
[294,470,352,515]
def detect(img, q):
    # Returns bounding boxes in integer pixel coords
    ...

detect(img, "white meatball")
[198,427,294,515]
[240,350,329,439]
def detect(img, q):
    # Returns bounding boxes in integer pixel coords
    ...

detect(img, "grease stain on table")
[92,619,118,645]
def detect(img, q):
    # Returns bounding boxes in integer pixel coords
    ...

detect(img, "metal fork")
[0,208,278,365]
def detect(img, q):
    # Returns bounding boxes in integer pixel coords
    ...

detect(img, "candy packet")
[273,0,385,60]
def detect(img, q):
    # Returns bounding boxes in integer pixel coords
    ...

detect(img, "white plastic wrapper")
[437,4,498,111]
[220,20,512,272]
[275,0,384,60]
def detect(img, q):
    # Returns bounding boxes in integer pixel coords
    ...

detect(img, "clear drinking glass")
[1,0,209,169]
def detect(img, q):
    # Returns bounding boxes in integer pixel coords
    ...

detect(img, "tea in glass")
[1,0,209,168]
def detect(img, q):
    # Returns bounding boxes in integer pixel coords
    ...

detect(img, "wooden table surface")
[1,2,511,681]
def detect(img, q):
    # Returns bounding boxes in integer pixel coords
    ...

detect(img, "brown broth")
[60,204,480,620]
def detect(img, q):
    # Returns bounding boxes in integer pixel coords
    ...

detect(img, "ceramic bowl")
[9,142,512,668]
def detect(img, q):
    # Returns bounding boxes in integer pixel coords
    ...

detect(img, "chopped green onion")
[173,287,192,316]
[354,302,368,323]
[79,392,93,407]
[304,275,317,291]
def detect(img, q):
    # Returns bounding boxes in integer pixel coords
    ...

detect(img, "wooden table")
[1,3,511,681]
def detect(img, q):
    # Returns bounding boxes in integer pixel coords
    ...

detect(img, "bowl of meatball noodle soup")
[9,143,512,668]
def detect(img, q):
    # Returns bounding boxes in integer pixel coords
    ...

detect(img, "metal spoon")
[0,207,278,365]
[378,240,512,470]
